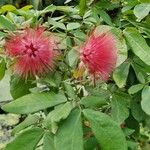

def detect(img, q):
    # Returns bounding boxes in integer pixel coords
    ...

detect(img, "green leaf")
[43,132,55,150]
[67,48,79,68]
[80,96,107,108]
[1,5,16,12]
[0,31,6,37]
[123,27,150,66]
[132,63,147,83]
[10,75,35,99]
[2,92,67,114]
[5,127,44,150]
[67,22,81,30]
[79,0,86,16]
[113,62,130,88]
[48,17,66,30]
[56,6,78,14]
[141,86,150,115]
[128,84,144,94]
[54,109,83,150]
[63,82,76,100]
[111,93,129,124]
[0,72,12,102]
[83,109,127,150]
[131,93,146,122]
[21,5,33,11]
[43,102,75,132]
[99,10,113,26]
[40,5,56,15]
[0,15,15,31]
[0,57,5,81]
[134,3,150,21]
[12,114,40,135]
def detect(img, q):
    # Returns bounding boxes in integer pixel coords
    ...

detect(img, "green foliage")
[0,0,150,149]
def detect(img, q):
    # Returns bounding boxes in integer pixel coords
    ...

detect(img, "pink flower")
[5,28,56,78]
[80,31,117,81]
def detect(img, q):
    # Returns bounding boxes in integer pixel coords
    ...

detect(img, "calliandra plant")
[5,27,57,79]
[80,28,117,83]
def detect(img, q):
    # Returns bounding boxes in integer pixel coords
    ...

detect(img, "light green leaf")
[123,27,150,66]
[40,5,56,15]
[0,72,12,102]
[56,6,78,14]
[21,5,33,11]
[80,96,107,108]
[48,18,66,30]
[2,93,67,114]
[83,109,127,150]
[54,109,83,150]
[12,114,40,135]
[111,93,129,124]
[43,132,55,150]
[67,22,81,30]
[5,127,44,150]
[67,48,79,67]
[128,84,144,94]
[134,3,150,21]
[0,15,15,31]
[141,86,150,115]
[1,5,16,12]
[113,62,130,88]
[43,102,75,131]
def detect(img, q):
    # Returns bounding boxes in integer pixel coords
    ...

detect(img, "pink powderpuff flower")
[5,27,57,78]
[80,30,117,81]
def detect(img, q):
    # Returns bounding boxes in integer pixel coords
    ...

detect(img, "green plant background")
[0,0,150,150]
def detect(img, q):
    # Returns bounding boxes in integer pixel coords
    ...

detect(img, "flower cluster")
[5,28,56,78]
[80,31,117,81]
[5,27,117,81]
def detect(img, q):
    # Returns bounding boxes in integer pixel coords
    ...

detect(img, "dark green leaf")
[0,57,5,81]
[80,96,107,108]
[2,92,67,114]
[5,127,44,150]
[131,93,146,122]
[79,0,86,16]
[99,10,113,26]
[12,114,40,135]
[10,76,35,99]
[54,109,83,150]
[141,86,150,115]
[111,93,129,124]
[83,109,127,150]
